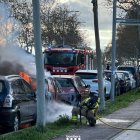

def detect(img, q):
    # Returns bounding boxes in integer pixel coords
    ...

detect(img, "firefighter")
[71,91,100,126]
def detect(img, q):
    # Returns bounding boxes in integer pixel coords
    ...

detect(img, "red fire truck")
[44,45,93,75]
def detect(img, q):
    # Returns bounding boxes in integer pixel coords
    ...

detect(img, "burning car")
[20,72,66,101]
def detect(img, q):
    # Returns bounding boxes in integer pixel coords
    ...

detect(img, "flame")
[19,72,37,91]
[19,72,32,83]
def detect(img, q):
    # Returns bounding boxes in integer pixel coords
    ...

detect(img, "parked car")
[0,75,36,132]
[116,70,136,90]
[117,65,140,87]
[116,72,130,94]
[53,75,90,106]
[104,70,121,96]
[75,70,111,98]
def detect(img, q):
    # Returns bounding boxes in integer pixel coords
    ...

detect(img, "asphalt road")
[53,99,140,140]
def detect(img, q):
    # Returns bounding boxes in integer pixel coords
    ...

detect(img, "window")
[21,80,33,94]
[54,79,63,93]
[11,80,25,94]
[0,82,3,93]
[44,52,76,66]
[0,81,5,93]
[75,77,86,87]
[48,78,55,93]
[56,78,73,87]
[75,72,97,79]
[77,53,84,65]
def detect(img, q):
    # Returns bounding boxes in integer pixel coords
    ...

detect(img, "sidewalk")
[53,99,140,140]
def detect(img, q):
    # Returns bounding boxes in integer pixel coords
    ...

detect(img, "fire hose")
[96,115,140,131]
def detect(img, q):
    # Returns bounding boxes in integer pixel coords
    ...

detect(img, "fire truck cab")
[44,45,93,75]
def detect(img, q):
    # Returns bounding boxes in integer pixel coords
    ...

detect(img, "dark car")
[116,70,132,91]
[104,70,121,96]
[116,72,129,94]
[117,65,140,87]
[0,75,36,132]
[53,75,90,106]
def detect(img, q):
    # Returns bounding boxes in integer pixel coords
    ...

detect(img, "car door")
[11,79,36,123]
[75,77,90,100]
[52,78,64,100]
[124,73,131,91]
[11,79,30,122]
[47,78,56,100]
[21,79,36,122]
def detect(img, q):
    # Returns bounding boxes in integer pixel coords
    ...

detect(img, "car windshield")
[117,73,124,80]
[75,73,97,79]
[55,78,73,87]
[104,72,111,79]
[44,51,77,66]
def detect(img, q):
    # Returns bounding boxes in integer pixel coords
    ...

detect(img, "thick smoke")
[0,57,25,75]
[45,101,73,123]
[0,46,35,76]
[0,2,35,76]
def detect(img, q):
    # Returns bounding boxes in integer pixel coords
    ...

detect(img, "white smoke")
[45,101,73,123]
[0,45,36,75]
[0,2,36,76]
[0,3,21,46]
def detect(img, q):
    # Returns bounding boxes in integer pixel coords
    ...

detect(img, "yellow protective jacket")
[80,96,100,110]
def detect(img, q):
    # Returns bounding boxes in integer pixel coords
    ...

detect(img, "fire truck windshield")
[44,52,77,66]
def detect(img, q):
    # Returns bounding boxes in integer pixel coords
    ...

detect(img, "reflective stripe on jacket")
[71,115,78,121]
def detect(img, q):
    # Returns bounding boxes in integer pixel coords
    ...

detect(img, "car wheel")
[10,114,20,132]
[104,88,109,99]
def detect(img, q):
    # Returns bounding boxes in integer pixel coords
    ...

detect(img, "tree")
[41,5,84,48]
[104,0,140,65]
[0,2,21,47]
[106,0,140,12]
[0,0,87,51]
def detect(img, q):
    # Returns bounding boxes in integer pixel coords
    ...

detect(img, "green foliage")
[104,1,140,65]
[99,89,140,117]
[53,114,71,126]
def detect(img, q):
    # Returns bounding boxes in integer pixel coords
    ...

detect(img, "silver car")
[75,70,111,99]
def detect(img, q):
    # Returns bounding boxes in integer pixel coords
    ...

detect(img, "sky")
[60,0,113,51]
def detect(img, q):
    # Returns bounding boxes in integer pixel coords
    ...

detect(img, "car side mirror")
[127,77,130,80]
